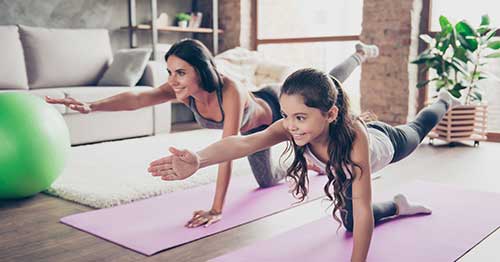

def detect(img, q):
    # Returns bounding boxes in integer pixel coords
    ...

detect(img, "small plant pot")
[178,20,188,28]
[428,104,488,146]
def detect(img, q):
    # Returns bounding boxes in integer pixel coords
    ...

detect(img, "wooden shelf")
[123,24,223,34]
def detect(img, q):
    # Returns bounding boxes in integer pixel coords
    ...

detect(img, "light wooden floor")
[1,139,499,262]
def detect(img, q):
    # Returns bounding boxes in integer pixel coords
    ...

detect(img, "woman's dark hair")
[280,68,362,227]
[165,38,223,92]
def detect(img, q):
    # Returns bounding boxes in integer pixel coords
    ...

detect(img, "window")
[255,0,363,113]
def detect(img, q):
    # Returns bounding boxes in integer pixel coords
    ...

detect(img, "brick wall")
[360,0,422,125]
[196,0,254,53]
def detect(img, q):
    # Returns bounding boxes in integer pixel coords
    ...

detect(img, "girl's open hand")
[148,147,200,180]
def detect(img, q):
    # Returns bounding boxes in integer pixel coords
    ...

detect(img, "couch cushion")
[0,89,67,114]
[19,25,112,89]
[56,86,153,114]
[0,26,29,90]
[98,49,152,87]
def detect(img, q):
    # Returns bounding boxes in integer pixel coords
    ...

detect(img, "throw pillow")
[98,49,151,86]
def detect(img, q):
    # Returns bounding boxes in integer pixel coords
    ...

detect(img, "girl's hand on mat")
[148,147,199,180]
[45,96,92,114]
[186,210,222,228]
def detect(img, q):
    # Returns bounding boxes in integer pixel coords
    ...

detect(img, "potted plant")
[412,14,500,146]
[176,12,191,28]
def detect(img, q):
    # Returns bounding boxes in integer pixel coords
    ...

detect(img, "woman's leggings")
[243,53,363,188]
[341,99,449,231]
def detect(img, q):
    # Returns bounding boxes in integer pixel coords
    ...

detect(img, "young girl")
[148,68,461,261]
[46,38,377,229]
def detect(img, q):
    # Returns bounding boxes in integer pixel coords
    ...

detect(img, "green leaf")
[472,91,483,101]
[456,20,478,37]
[477,25,489,36]
[453,46,468,62]
[436,79,448,88]
[480,15,490,26]
[411,54,436,64]
[485,52,500,58]
[449,89,462,98]
[438,38,451,52]
[456,21,479,51]
[419,34,434,44]
[485,28,499,40]
[439,16,453,35]
[457,33,478,52]
[453,83,468,90]
[450,58,468,75]
[487,41,500,50]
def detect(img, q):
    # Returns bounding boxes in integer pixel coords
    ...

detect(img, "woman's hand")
[148,147,200,180]
[186,210,222,228]
[45,96,92,114]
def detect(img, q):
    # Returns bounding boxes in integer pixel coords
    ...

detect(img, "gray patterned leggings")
[243,53,363,188]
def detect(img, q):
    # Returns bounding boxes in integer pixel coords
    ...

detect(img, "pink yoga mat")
[209,181,500,262]
[60,173,326,256]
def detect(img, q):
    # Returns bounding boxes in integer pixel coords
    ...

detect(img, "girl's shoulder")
[351,118,370,144]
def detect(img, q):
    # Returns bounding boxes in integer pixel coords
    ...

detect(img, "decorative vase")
[178,20,188,28]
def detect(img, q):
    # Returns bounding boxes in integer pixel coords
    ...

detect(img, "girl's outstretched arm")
[148,119,289,180]
[350,121,375,262]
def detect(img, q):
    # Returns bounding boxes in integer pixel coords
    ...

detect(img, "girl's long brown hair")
[280,68,362,226]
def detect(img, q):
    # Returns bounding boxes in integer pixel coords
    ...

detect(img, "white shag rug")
[45,129,289,209]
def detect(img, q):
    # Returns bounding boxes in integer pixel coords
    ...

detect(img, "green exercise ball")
[0,93,70,199]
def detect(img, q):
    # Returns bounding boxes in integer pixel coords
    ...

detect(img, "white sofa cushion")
[0,26,29,90]
[19,25,112,89]
[55,86,153,114]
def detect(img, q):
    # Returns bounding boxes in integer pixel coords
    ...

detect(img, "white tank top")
[304,127,394,178]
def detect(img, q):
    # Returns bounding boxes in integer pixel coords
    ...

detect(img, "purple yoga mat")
[210,181,500,262]
[60,173,326,256]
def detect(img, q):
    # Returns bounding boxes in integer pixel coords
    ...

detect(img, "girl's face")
[166,55,202,100]
[280,94,337,147]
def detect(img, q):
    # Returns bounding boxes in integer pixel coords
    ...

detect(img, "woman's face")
[280,94,334,147]
[166,55,202,100]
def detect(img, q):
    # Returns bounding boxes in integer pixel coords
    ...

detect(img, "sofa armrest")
[154,102,172,134]
[138,61,167,87]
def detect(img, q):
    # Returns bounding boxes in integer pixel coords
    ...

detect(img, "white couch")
[0,25,171,145]
[0,25,291,145]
